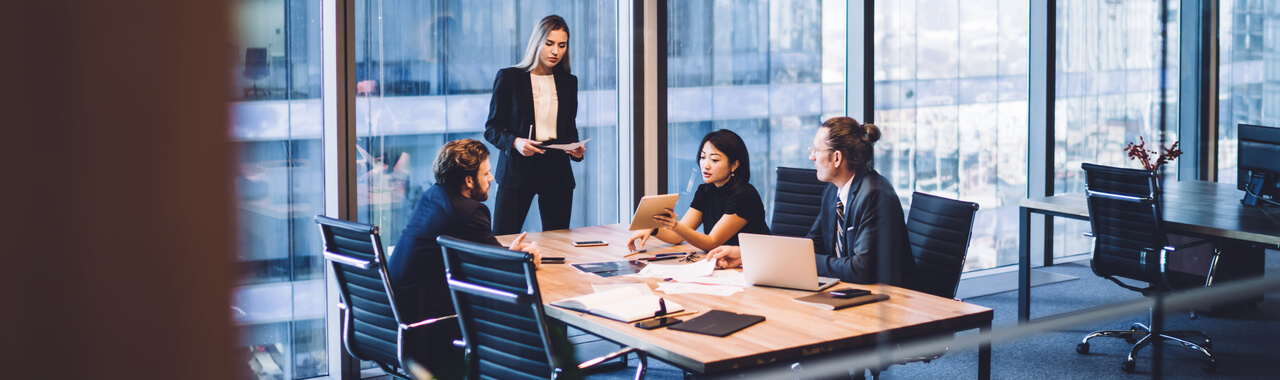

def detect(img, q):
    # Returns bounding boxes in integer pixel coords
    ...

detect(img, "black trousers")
[492,181,573,235]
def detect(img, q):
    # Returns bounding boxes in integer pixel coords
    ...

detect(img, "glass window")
[874,0,1030,271]
[1218,1,1278,183]
[1054,0,1179,260]
[229,0,327,378]
[353,1,620,243]
[666,0,846,219]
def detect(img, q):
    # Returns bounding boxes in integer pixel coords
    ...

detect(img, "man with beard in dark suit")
[388,138,540,379]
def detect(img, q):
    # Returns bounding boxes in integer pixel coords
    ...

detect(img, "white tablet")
[627,193,680,231]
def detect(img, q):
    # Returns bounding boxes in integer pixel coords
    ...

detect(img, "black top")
[689,182,771,246]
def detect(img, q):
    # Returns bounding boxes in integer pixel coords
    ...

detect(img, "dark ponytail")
[822,117,879,171]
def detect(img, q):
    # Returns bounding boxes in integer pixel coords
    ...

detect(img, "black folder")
[667,309,765,337]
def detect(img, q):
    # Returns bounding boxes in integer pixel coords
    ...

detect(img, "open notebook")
[551,286,684,323]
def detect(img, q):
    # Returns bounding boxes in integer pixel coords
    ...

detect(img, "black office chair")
[871,192,978,379]
[906,191,980,299]
[315,215,457,380]
[438,236,648,380]
[243,47,269,97]
[771,166,827,238]
[1075,163,1218,373]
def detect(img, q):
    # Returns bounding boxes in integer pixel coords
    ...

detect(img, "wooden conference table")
[1018,180,1280,322]
[498,224,993,378]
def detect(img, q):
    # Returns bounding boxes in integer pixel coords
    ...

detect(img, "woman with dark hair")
[625,129,771,252]
[484,15,584,234]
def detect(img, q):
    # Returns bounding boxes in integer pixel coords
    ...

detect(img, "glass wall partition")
[229,0,327,379]
[873,0,1030,271]
[353,1,620,244]
[1218,1,1280,183]
[1053,0,1179,259]
[665,0,847,217]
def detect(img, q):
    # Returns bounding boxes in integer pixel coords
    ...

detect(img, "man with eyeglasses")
[708,117,914,288]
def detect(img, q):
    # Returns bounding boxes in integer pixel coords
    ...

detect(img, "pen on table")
[634,310,698,323]
[640,255,681,262]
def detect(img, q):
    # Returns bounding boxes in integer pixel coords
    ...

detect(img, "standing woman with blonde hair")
[485,15,586,234]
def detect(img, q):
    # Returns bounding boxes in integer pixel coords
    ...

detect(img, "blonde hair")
[513,15,571,74]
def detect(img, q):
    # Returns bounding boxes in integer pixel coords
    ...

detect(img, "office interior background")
[224,1,1262,376]
[6,0,1277,379]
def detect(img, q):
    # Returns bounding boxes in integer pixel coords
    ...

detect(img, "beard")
[471,188,489,202]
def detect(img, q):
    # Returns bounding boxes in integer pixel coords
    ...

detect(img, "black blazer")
[389,184,502,323]
[806,169,914,287]
[483,67,582,188]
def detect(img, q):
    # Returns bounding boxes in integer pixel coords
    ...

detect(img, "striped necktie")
[835,198,845,258]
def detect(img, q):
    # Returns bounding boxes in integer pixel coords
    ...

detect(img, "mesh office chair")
[771,166,827,238]
[871,192,978,379]
[1075,163,1218,373]
[438,236,648,380]
[315,215,458,380]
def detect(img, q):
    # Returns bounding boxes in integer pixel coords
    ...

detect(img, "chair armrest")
[324,252,371,269]
[402,315,458,330]
[578,347,644,369]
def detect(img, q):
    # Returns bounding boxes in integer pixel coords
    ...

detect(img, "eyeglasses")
[807,145,835,155]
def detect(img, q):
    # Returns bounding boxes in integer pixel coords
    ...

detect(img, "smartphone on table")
[635,317,682,330]
[573,240,608,247]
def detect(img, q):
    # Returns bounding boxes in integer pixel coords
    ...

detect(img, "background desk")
[499,224,993,378]
[1018,180,1280,322]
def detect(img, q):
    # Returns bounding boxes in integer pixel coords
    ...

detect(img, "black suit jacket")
[389,185,502,324]
[807,169,915,287]
[484,67,582,188]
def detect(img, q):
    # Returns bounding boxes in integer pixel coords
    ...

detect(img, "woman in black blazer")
[484,15,585,235]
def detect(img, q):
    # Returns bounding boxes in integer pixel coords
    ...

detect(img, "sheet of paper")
[591,282,653,296]
[541,138,591,150]
[631,259,715,278]
[671,270,748,287]
[656,282,744,296]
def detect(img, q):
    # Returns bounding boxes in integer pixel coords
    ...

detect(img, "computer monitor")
[1237,123,1280,206]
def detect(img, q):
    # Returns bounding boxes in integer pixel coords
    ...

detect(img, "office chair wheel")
[1075,343,1090,354]
[1121,360,1136,373]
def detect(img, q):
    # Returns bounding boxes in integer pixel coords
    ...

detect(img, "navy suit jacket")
[389,185,501,324]
[807,169,915,287]
[483,67,582,189]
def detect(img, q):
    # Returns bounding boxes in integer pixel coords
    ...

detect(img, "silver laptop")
[739,233,840,291]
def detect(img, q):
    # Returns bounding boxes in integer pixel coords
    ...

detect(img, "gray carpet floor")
[586,258,1280,379]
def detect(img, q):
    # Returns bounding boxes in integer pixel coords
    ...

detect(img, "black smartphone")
[540,257,566,264]
[829,289,871,299]
[573,240,608,247]
[634,317,682,330]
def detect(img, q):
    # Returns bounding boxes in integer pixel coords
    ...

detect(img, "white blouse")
[530,74,558,141]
